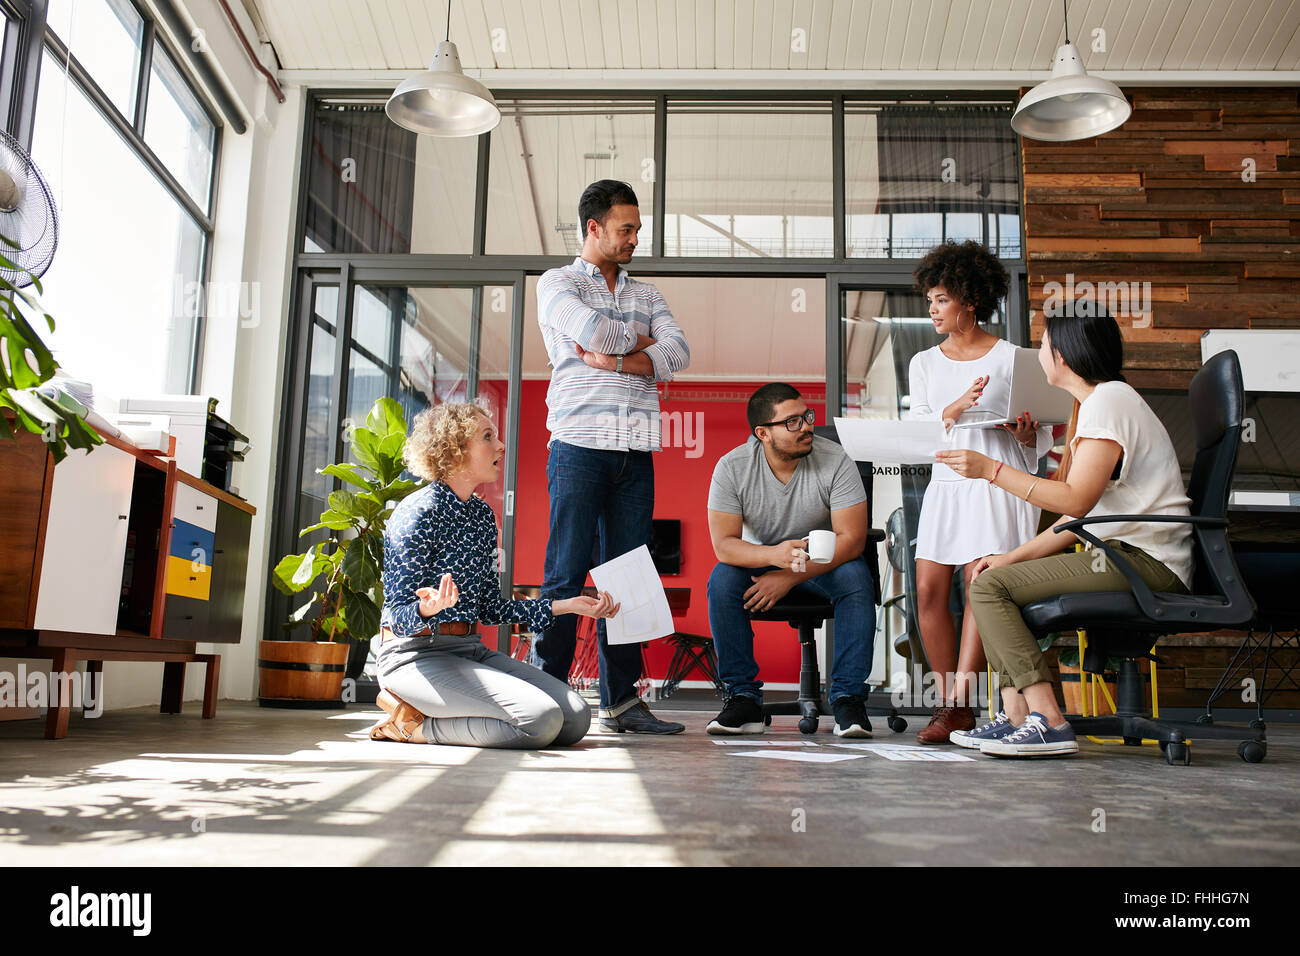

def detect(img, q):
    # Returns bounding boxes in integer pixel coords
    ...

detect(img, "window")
[845,103,1020,258]
[664,100,832,257]
[28,0,220,398]
[487,98,656,256]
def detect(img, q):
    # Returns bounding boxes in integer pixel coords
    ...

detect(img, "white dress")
[909,338,1056,566]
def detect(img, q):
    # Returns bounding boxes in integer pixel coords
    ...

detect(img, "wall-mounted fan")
[0,127,58,287]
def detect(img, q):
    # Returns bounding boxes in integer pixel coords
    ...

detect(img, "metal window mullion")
[468,285,482,397]
[832,93,845,260]
[472,130,490,256]
[328,262,355,471]
[9,0,44,148]
[496,271,525,653]
[133,16,153,134]
[652,94,666,258]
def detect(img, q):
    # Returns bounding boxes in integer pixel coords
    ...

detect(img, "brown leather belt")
[381,622,475,644]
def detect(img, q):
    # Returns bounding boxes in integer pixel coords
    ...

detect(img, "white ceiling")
[253,0,1300,79]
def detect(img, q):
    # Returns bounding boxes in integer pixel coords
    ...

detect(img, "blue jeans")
[537,441,653,709]
[707,556,877,704]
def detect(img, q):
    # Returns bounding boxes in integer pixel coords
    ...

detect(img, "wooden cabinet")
[32,443,137,635]
[0,424,257,737]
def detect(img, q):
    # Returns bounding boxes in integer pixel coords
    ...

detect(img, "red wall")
[512,379,827,686]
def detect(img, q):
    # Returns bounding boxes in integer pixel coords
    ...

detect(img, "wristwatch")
[616,354,624,373]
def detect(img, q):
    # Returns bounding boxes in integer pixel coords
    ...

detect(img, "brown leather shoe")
[369,690,428,742]
[916,706,976,745]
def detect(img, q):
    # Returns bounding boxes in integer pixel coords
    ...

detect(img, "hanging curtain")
[305,104,417,254]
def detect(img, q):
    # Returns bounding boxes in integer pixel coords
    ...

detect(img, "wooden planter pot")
[1059,660,1151,716]
[258,640,349,709]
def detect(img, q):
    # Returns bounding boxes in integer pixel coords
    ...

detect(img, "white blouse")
[907,338,1055,565]
[1070,381,1194,589]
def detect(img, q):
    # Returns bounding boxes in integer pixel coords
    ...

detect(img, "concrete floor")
[2,694,1297,866]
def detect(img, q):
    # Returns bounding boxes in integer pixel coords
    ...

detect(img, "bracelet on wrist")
[989,461,1004,484]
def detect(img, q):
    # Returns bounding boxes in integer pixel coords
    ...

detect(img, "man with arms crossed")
[706,383,877,737]
[536,180,691,734]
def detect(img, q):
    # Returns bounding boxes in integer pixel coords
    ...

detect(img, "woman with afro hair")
[906,240,1054,743]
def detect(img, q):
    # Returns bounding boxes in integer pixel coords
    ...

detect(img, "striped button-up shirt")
[537,257,690,451]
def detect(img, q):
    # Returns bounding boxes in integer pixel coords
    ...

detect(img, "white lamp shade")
[386,40,501,137]
[1012,43,1131,142]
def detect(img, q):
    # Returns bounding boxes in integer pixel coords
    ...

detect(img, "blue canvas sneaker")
[949,711,1014,750]
[979,712,1078,757]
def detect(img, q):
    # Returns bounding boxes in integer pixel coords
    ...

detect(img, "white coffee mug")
[806,529,836,564]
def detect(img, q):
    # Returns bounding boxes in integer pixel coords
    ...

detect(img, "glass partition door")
[270,270,526,657]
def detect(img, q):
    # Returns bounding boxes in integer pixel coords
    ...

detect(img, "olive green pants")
[968,542,1188,692]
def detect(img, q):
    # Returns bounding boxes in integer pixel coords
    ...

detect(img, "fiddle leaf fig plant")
[272,397,424,642]
[0,233,103,462]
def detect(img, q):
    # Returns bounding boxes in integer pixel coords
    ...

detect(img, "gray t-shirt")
[707,435,867,546]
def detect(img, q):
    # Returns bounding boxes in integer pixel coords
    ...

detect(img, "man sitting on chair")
[705,383,877,737]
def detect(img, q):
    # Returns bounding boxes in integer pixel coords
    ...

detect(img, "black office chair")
[1017,349,1265,765]
[749,426,907,735]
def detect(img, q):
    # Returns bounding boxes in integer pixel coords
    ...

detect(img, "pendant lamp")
[385,4,500,137]
[1011,1,1131,142]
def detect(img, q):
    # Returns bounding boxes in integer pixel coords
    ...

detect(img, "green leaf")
[340,536,378,592]
[298,509,354,534]
[341,587,381,643]
[350,426,381,475]
[366,396,408,441]
[319,461,375,491]
[327,489,357,517]
[376,478,422,504]
[351,492,383,522]
[272,551,315,594]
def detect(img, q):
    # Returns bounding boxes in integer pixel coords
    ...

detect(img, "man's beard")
[774,437,814,462]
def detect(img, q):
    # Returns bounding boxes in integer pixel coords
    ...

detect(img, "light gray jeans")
[376,633,591,749]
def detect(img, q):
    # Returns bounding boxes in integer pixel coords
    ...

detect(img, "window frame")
[12,0,224,393]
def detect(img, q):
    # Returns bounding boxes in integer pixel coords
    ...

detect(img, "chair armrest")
[1061,530,1166,619]
[867,529,885,543]
[1054,514,1227,534]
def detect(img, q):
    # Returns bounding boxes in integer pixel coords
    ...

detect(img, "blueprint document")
[589,544,675,645]
[832,417,956,464]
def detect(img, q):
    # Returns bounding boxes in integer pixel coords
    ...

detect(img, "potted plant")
[267,397,424,706]
[1043,633,1149,716]
[0,234,101,459]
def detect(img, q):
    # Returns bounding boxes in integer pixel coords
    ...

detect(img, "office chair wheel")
[798,717,818,735]
[1123,736,1142,746]
[1165,742,1191,765]
[888,716,907,733]
[1195,713,1214,725]
[1238,740,1266,764]
[1249,718,1265,730]
[763,715,772,726]
[1158,740,1168,752]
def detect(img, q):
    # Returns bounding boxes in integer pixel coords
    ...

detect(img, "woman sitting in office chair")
[908,240,1055,744]
[936,309,1193,758]
[369,402,617,748]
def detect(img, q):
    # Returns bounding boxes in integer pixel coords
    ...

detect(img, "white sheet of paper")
[833,417,955,464]
[711,739,819,747]
[588,544,674,645]
[871,749,976,762]
[727,750,868,763]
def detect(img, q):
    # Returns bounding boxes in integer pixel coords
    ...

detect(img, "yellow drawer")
[166,554,211,601]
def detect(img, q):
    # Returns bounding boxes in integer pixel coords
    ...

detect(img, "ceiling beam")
[276,69,1300,89]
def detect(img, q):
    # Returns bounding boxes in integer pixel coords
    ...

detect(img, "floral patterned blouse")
[381,481,553,639]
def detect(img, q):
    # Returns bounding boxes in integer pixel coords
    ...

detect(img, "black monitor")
[1139,389,1300,492]
[649,519,682,575]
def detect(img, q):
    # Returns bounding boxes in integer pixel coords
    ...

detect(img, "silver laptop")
[952,346,1075,428]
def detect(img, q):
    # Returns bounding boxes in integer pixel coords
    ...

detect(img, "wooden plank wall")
[1022,87,1300,389]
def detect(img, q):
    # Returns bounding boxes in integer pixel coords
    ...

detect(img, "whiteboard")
[1201,330,1300,393]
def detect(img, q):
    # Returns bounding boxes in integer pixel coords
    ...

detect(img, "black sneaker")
[832,696,873,738]
[706,695,765,736]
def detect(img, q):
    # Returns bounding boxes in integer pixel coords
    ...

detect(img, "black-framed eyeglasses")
[755,409,815,432]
